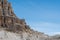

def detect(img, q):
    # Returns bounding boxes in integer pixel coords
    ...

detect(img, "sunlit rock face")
[0,30,60,40]
[0,0,30,32]
[0,29,49,40]
[0,0,60,40]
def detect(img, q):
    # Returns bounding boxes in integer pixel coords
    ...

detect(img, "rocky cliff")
[0,0,60,40]
[0,0,31,32]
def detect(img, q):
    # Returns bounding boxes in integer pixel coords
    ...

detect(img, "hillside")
[0,0,60,40]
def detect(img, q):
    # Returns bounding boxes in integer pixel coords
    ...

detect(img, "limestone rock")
[0,0,30,32]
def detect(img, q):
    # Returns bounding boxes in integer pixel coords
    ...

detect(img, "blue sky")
[8,0,60,35]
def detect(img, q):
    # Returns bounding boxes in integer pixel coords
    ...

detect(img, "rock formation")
[0,0,60,40]
[0,0,30,32]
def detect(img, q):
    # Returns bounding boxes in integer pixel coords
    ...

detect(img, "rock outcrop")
[0,0,60,40]
[0,0,30,32]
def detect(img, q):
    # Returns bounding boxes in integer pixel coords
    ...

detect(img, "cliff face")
[0,0,60,40]
[0,0,30,32]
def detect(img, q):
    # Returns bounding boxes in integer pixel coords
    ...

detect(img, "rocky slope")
[0,28,60,40]
[0,28,48,40]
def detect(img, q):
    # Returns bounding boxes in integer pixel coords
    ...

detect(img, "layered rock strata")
[0,0,30,32]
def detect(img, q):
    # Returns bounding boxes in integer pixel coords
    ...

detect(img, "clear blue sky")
[9,0,60,35]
